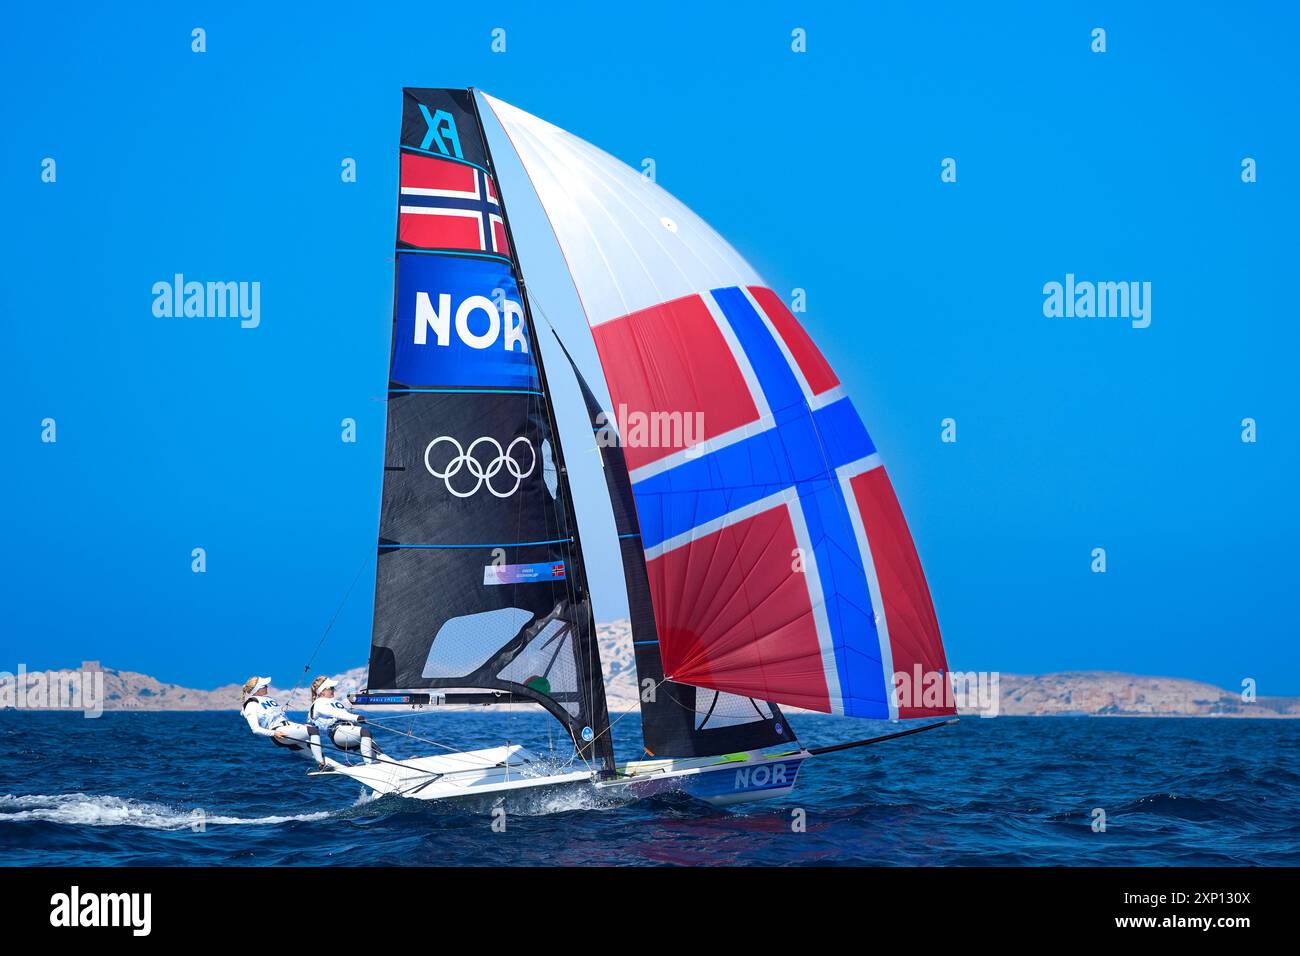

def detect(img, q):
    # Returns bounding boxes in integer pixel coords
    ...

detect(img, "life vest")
[309,696,357,734]
[243,695,287,731]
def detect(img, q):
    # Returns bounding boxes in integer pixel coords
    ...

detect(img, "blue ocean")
[2,712,1296,866]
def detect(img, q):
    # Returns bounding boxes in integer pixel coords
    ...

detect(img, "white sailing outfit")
[309,695,380,765]
[242,693,324,765]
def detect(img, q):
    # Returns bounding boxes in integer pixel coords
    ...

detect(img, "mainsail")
[482,91,953,721]
[367,89,613,770]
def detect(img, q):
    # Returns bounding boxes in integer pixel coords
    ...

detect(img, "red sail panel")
[645,506,834,713]
[848,468,952,718]
[590,295,759,471]
[747,287,840,396]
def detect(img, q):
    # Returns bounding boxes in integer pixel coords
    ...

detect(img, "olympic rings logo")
[423,435,536,498]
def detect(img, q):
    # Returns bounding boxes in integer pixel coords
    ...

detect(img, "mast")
[466,88,614,773]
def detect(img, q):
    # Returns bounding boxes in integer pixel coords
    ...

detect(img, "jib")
[414,291,528,352]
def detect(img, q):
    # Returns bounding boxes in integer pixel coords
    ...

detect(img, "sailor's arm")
[325,699,363,724]
[243,701,278,737]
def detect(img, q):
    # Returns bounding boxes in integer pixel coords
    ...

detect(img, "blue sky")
[1,2,1296,694]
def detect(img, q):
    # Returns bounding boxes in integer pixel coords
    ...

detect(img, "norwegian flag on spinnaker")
[398,151,509,255]
[590,286,953,720]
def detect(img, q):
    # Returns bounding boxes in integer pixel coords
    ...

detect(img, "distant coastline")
[4,621,1296,718]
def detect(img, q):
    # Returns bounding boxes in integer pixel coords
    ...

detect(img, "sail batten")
[486,92,953,721]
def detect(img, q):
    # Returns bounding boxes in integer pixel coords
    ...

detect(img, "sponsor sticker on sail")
[483,561,566,585]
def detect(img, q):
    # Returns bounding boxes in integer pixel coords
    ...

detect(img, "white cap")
[252,676,272,692]
[317,678,338,691]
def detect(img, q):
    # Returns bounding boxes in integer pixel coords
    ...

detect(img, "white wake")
[0,793,335,829]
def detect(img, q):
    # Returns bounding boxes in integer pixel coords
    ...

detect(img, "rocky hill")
[989,672,1297,717]
[3,621,1295,718]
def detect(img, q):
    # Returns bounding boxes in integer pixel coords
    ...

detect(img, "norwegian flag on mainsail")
[398,151,509,255]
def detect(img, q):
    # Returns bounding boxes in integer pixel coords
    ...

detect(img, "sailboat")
[315,88,955,806]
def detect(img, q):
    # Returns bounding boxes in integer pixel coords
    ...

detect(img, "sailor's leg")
[330,724,379,765]
[306,726,324,765]
[330,724,359,754]
[330,723,356,754]
[359,726,376,765]
[272,721,320,763]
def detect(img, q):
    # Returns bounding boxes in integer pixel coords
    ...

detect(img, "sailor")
[240,676,326,769]
[309,676,383,765]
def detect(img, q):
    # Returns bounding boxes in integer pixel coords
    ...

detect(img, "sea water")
[1,711,1296,866]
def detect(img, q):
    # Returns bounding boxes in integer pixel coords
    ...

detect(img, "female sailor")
[309,676,383,765]
[240,676,326,769]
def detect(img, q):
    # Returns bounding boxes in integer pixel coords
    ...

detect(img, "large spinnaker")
[482,91,953,720]
[367,89,613,769]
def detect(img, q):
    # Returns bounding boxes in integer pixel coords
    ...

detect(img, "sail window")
[541,438,558,498]
[422,607,534,679]
[497,618,582,715]
[695,690,774,731]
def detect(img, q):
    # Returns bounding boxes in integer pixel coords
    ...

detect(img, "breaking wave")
[0,793,335,829]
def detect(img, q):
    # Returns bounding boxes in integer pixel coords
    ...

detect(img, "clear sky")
[2,2,1296,694]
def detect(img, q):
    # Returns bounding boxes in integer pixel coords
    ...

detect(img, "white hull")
[315,744,809,807]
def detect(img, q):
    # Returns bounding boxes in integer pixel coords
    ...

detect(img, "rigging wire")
[360,718,574,774]
[360,698,591,773]
[281,553,374,711]
[364,717,479,755]
[321,713,592,779]
[562,676,668,775]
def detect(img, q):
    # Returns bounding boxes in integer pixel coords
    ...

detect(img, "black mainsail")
[366,88,612,771]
